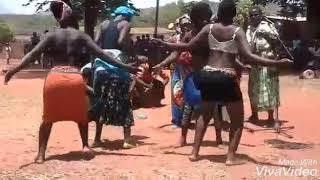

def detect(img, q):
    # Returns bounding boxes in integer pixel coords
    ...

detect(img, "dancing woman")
[4,0,137,163]
[166,16,193,128]
[153,3,218,147]
[153,0,292,165]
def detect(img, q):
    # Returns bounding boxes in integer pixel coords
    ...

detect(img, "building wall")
[0,37,27,59]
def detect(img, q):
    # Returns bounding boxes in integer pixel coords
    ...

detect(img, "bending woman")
[4,0,137,164]
[153,0,292,165]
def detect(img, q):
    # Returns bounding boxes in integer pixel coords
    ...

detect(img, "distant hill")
[0,1,281,35]
[0,14,56,34]
[132,1,219,27]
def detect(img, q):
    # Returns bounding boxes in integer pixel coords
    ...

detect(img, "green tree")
[23,0,139,38]
[253,0,306,17]
[180,1,196,15]
[235,0,254,30]
[0,18,14,44]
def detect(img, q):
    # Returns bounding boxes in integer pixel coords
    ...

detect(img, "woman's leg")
[248,75,259,122]
[225,100,244,165]
[189,101,214,161]
[123,126,135,149]
[35,122,53,163]
[213,104,223,145]
[92,122,103,147]
[179,104,193,147]
[78,123,94,153]
[249,105,259,122]
[268,110,275,121]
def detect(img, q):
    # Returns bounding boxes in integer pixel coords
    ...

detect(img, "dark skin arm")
[94,22,104,46]
[118,21,144,62]
[4,34,53,84]
[235,29,292,66]
[83,33,138,72]
[153,32,191,72]
[153,51,178,74]
[153,25,210,51]
[118,21,130,47]
[154,25,292,67]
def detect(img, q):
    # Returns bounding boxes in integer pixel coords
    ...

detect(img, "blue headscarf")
[112,6,135,17]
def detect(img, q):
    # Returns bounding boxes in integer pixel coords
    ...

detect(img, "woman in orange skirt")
[4,0,137,164]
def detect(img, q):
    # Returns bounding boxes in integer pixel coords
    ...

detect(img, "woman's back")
[45,28,89,66]
[207,23,239,69]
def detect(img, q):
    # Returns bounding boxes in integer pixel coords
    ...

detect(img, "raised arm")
[83,33,137,73]
[156,25,210,51]
[236,28,292,66]
[4,34,53,84]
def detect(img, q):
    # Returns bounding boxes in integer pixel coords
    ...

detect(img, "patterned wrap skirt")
[90,70,134,127]
[248,66,280,111]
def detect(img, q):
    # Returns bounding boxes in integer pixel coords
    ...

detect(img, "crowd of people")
[4,0,293,166]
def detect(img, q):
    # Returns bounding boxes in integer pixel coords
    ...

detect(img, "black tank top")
[101,20,121,49]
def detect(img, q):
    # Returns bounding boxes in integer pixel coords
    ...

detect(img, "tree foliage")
[177,0,217,16]
[254,0,306,17]
[0,18,14,44]
[235,0,254,29]
[23,0,139,18]
[23,0,139,37]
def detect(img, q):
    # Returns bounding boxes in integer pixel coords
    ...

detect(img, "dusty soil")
[1,59,320,179]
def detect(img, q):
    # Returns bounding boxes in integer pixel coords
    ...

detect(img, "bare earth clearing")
[1,59,320,179]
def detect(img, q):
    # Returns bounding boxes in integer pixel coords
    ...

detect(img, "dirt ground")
[1,59,320,180]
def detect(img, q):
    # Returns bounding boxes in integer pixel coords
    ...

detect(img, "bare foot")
[34,154,45,164]
[83,146,95,155]
[225,155,246,166]
[225,158,246,166]
[174,137,186,148]
[266,119,276,128]
[274,122,281,133]
[91,140,104,148]
[123,142,136,149]
[188,154,199,162]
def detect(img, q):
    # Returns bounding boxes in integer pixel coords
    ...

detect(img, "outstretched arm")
[4,34,53,84]
[236,28,292,67]
[155,51,178,68]
[155,25,210,51]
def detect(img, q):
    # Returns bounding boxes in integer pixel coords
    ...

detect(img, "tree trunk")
[84,0,99,38]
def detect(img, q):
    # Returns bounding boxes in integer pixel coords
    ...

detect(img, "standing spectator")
[247,7,281,127]
[134,36,142,55]
[4,43,12,65]
[31,32,41,64]
[141,34,148,56]
[23,42,30,55]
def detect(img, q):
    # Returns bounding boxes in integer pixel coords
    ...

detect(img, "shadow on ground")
[96,135,156,151]
[163,151,288,167]
[264,139,314,150]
